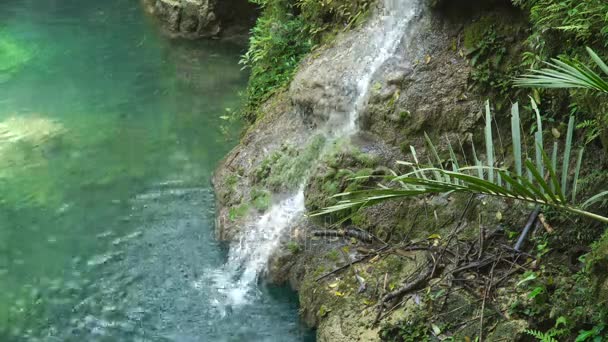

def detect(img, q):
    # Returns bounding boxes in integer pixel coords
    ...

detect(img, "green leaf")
[572,148,584,203]
[485,100,495,183]
[511,102,523,178]
[562,116,575,195]
[517,272,537,286]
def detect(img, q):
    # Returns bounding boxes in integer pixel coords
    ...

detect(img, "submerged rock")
[0,116,65,145]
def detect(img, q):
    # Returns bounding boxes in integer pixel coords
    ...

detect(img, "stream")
[0,0,313,340]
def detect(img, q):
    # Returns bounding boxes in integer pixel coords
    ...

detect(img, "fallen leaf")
[431,324,441,335]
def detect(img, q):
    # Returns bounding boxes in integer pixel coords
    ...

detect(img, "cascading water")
[208,0,421,309]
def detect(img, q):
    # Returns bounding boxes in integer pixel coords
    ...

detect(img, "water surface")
[0,0,312,340]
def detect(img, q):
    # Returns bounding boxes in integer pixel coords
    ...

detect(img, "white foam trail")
[225,191,305,305]
[202,191,305,308]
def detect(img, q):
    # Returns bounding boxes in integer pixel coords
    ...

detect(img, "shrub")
[240,0,374,121]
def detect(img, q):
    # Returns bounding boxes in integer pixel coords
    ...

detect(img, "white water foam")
[199,191,305,310]
[203,0,421,310]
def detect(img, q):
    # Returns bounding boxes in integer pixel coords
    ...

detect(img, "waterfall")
[206,0,420,309]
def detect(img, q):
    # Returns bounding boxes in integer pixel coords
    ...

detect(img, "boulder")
[144,0,257,39]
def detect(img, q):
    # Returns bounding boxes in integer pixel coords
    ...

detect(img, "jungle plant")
[241,0,374,121]
[312,100,608,224]
[514,47,608,150]
[240,1,313,120]
[512,0,608,47]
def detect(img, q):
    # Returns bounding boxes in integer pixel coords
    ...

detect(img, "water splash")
[209,191,305,308]
[211,0,421,308]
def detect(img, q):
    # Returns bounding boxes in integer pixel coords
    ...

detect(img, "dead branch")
[373,255,434,325]
[312,227,375,243]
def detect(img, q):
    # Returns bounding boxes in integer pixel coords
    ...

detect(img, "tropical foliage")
[514,47,608,150]
[312,100,608,223]
[512,0,608,47]
[240,0,373,121]
[514,47,608,93]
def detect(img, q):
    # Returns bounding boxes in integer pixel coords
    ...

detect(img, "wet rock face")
[146,0,256,39]
[213,0,528,340]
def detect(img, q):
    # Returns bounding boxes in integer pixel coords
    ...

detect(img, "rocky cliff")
[210,0,539,340]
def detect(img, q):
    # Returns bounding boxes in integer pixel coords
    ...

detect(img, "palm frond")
[310,102,608,224]
[514,47,608,93]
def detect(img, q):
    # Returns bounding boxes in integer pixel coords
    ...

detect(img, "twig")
[383,272,388,292]
[538,213,554,234]
[312,227,375,243]
[514,206,541,251]
[432,194,475,276]
[478,215,484,261]
[479,255,500,342]
[374,255,434,325]
[479,280,487,342]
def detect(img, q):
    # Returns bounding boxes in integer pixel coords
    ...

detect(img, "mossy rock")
[253,134,326,192]
[588,231,608,302]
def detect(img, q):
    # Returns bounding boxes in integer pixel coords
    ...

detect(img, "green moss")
[325,249,340,262]
[228,203,249,221]
[463,16,496,51]
[255,134,326,191]
[226,174,238,187]
[287,241,301,254]
[305,140,382,223]
[250,187,271,211]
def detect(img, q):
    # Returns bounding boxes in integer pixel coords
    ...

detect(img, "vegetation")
[240,0,374,121]
[253,134,326,192]
[221,0,608,339]
[515,47,608,151]
[512,0,608,48]
[313,100,608,223]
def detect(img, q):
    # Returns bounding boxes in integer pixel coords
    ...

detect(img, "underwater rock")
[0,31,33,82]
[0,115,65,171]
[0,116,65,145]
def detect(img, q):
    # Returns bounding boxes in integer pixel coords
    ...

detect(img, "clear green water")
[0,0,313,340]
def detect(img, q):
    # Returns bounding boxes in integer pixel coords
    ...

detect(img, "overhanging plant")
[514,47,608,151]
[311,100,608,223]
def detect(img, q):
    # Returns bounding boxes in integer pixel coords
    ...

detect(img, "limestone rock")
[144,0,256,39]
